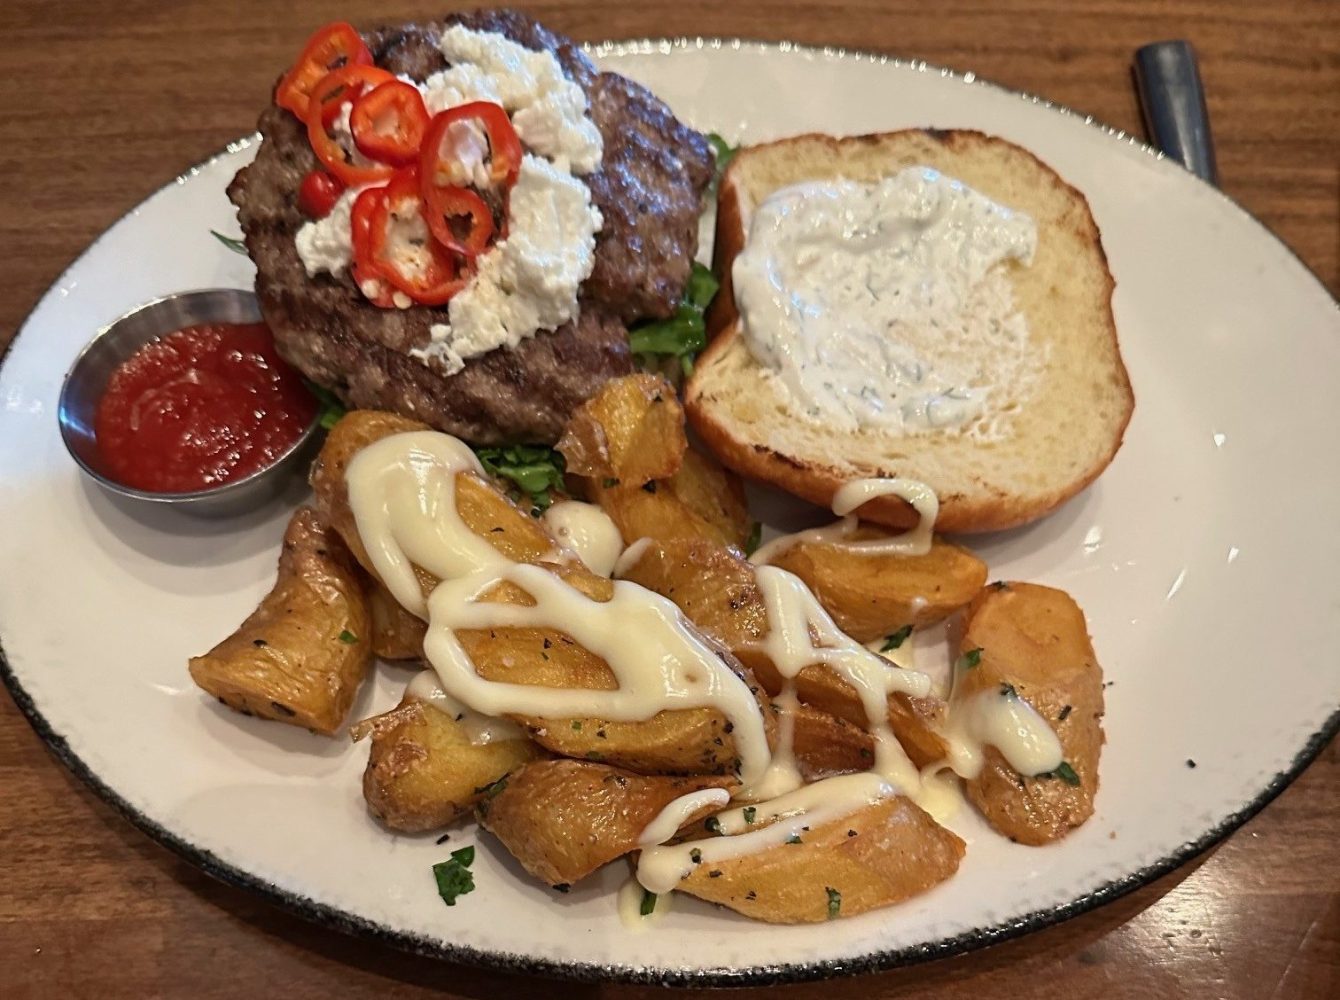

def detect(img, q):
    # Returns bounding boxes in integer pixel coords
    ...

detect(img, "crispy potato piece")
[314,411,769,776]
[957,582,1105,844]
[759,657,949,771]
[791,703,875,781]
[352,695,543,832]
[556,373,685,485]
[478,759,734,886]
[768,530,988,642]
[676,795,964,923]
[620,538,948,767]
[368,579,427,660]
[311,410,555,587]
[189,508,371,735]
[461,565,776,776]
[584,448,750,550]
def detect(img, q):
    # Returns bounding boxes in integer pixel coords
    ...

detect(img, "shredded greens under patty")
[628,262,720,375]
[304,381,347,431]
[473,444,566,514]
[707,131,738,190]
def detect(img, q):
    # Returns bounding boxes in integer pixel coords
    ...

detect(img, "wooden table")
[1,2,1336,997]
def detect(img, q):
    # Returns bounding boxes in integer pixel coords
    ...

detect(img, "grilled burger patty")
[227,8,714,444]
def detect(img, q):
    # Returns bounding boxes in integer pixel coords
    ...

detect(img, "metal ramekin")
[57,289,320,517]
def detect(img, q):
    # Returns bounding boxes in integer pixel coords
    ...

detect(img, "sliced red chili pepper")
[419,102,523,191]
[275,22,373,120]
[350,81,430,167]
[305,66,397,186]
[297,169,345,218]
[367,167,469,307]
[422,184,495,258]
[349,186,396,307]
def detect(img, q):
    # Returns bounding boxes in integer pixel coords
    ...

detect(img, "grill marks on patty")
[227,8,713,444]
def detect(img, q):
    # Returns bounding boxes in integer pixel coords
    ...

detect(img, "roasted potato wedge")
[353,695,543,832]
[459,564,776,776]
[315,412,770,776]
[619,538,948,767]
[368,579,427,660]
[311,410,555,588]
[189,507,371,735]
[956,582,1105,844]
[555,373,685,485]
[791,703,876,781]
[478,759,734,886]
[768,530,988,642]
[584,448,750,550]
[675,795,964,922]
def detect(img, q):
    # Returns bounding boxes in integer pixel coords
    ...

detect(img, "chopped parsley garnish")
[474,444,566,513]
[743,521,763,557]
[690,847,703,864]
[303,380,347,431]
[432,846,477,906]
[956,647,983,670]
[1039,761,1081,786]
[825,886,841,919]
[742,806,757,825]
[705,816,722,835]
[337,629,357,644]
[210,230,248,255]
[571,720,583,731]
[881,625,913,652]
[999,682,1018,699]
[628,263,720,374]
[474,776,508,798]
[602,477,620,488]
[640,890,657,916]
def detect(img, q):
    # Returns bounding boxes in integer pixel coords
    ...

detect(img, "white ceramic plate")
[2,39,1337,986]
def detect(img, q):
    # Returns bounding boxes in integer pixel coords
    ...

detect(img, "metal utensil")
[1134,40,1219,185]
[57,288,320,517]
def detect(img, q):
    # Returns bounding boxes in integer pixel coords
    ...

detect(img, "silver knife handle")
[1134,40,1219,186]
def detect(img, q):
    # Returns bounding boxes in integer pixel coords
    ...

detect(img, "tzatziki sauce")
[732,166,1039,437]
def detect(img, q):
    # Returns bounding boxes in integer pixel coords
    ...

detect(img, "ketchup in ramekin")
[93,323,317,493]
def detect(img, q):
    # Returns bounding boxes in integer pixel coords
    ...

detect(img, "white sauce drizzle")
[423,564,772,783]
[751,477,939,565]
[611,537,654,579]
[541,501,624,576]
[637,773,896,894]
[406,669,525,746]
[942,686,1063,779]
[345,432,518,617]
[636,788,732,847]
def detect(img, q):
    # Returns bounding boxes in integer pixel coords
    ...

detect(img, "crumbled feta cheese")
[295,185,363,277]
[422,25,602,173]
[411,154,602,374]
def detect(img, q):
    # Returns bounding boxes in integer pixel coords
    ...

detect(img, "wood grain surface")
[1,2,1336,998]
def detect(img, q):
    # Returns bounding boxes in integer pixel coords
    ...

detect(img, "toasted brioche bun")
[685,129,1134,533]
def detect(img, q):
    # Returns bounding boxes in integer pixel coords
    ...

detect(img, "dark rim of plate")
[1,37,1337,989]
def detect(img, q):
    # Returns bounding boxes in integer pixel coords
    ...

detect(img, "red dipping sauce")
[93,323,317,493]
